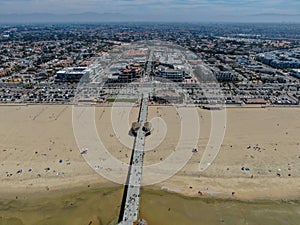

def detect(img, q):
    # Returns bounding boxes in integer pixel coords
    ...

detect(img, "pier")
[118,93,149,225]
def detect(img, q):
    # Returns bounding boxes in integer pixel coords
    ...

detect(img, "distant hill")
[0,12,138,24]
[1,12,300,24]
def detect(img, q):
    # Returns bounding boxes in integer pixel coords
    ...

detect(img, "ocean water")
[0,187,299,225]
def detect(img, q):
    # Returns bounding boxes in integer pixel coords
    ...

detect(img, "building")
[291,69,300,79]
[107,63,144,83]
[157,66,184,82]
[244,98,267,104]
[143,122,152,136]
[55,67,91,82]
[256,52,300,69]
[216,72,236,82]
[131,122,141,136]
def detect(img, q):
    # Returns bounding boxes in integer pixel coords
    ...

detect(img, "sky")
[0,0,300,23]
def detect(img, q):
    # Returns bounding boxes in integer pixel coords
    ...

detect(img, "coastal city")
[0,16,300,225]
[1,23,300,106]
[2,0,300,224]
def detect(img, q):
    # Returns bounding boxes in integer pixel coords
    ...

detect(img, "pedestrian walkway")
[118,93,149,225]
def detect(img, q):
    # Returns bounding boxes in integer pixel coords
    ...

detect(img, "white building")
[56,67,91,82]
[291,69,300,79]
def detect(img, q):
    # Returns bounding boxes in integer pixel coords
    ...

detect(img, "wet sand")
[0,187,299,225]
[0,105,299,200]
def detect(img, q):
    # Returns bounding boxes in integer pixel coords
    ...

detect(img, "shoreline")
[1,185,299,225]
[0,176,299,202]
[1,184,299,204]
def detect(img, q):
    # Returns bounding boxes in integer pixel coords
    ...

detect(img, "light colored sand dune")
[0,105,299,200]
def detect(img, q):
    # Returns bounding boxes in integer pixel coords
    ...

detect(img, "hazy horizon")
[0,0,300,23]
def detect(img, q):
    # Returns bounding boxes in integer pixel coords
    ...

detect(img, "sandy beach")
[0,104,299,200]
